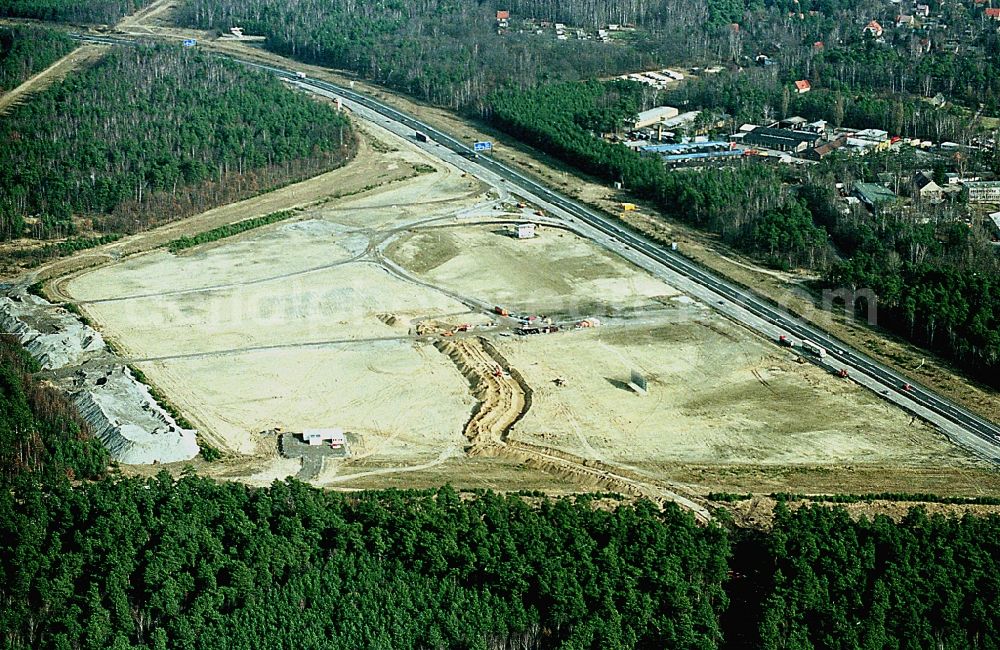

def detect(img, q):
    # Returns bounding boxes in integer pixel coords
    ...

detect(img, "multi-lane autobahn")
[70,33,1000,464]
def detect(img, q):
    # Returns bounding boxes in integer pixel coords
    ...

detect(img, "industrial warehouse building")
[741,127,823,153]
[629,106,679,129]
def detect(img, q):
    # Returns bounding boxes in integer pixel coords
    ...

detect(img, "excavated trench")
[432,334,711,521]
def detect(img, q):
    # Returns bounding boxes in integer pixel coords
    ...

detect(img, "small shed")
[516,223,536,239]
[302,428,347,447]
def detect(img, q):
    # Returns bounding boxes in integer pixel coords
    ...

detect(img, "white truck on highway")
[801,339,827,358]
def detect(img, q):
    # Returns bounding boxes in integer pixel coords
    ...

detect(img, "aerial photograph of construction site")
[11,115,989,506]
[8,0,1000,646]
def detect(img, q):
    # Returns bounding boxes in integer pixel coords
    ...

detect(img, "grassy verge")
[11,234,122,268]
[166,209,295,253]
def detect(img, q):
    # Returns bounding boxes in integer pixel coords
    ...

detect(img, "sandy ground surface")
[134,341,472,456]
[387,226,679,316]
[499,322,972,468]
[116,0,177,32]
[59,115,995,500]
[38,11,999,502]
[57,0,1000,430]
[0,44,108,115]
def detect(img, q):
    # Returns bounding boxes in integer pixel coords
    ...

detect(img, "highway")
[68,34,1000,464]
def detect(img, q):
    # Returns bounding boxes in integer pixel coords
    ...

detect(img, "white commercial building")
[631,106,680,129]
[965,181,1000,203]
[302,428,347,447]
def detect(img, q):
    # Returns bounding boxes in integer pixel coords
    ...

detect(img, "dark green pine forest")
[0,44,355,241]
[0,25,74,92]
[2,467,1000,648]
[0,0,154,25]
[0,340,999,649]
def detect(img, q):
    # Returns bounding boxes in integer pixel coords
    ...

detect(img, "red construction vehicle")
[494,306,509,317]
[778,335,794,347]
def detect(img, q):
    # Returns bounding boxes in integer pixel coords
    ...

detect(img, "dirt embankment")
[725,495,1000,529]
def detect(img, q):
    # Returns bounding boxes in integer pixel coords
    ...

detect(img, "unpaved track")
[116,0,176,32]
[505,440,712,522]
[0,44,107,115]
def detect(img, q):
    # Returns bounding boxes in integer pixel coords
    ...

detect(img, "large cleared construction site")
[18,114,999,502]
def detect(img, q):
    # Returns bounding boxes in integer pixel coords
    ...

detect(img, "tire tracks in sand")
[434,335,712,522]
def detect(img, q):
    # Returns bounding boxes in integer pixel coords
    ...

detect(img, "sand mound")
[0,292,105,369]
[2,288,198,464]
[70,366,199,465]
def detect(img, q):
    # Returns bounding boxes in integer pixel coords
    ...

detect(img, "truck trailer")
[801,339,827,358]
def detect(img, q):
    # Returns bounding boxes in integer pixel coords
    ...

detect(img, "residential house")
[853,181,897,210]
[915,3,930,16]
[912,171,944,201]
[986,8,1000,19]
[794,80,812,93]
[896,14,916,27]
[864,20,884,37]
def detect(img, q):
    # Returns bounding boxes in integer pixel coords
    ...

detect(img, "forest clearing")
[53,115,1000,499]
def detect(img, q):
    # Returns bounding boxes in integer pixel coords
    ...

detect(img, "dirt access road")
[0,44,108,115]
